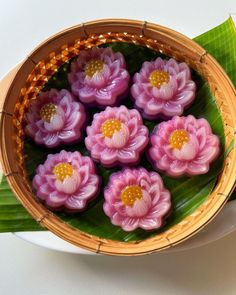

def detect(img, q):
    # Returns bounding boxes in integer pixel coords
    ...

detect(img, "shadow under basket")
[0,19,236,256]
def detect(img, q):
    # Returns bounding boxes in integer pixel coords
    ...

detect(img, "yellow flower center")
[84,59,104,77]
[53,162,74,181]
[169,129,189,150]
[149,70,169,88]
[101,119,122,138]
[40,103,57,122]
[121,185,143,206]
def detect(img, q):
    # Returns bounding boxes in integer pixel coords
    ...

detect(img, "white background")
[0,0,236,294]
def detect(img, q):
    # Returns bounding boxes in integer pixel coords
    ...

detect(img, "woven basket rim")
[0,18,236,256]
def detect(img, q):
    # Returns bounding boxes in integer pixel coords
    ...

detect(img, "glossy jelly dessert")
[25,89,86,148]
[103,167,172,231]
[85,105,149,167]
[68,47,130,107]
[131,57,196,119]
[149,115,220,177]
[32,150,100,211]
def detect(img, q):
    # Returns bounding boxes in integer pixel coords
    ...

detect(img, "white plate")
[14,200,236,254]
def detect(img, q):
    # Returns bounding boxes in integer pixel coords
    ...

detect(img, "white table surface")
[0,1,236,294]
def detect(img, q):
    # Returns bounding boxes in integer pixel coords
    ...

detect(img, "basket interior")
[20,40,225,242]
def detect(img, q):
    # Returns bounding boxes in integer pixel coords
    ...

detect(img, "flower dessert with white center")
[25,89,86,148]
[103,168,172,231]
[68,47,130,107]
[131,57,196,119]
[148,115,220,177]
[32,151,100,211]
[85,106,149,167]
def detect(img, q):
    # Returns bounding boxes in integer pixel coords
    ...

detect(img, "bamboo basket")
[0,19,236,256]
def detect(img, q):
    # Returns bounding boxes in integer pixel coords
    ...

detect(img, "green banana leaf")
[0,17,235,239]
[194,16,236,86]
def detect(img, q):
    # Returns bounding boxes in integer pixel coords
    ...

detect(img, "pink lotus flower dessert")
[25,89,86,148]
[131,57,196,119]
[85,106,149,167]
[149,115,220,177]
[103,168,172,231]
[68,47,130,106]
[32,150,100,211]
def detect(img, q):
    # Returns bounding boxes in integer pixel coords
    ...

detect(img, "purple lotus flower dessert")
[103,168,172,231]
[32,150,100,211]
[131,57,196,119]
[149,115,220,177]
[25,89,86,148]
[68,47,130,107]
[85,106,149,167]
